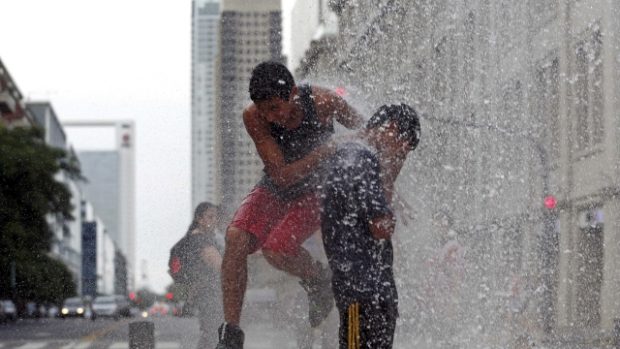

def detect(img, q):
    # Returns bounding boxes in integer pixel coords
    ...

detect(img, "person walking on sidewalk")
[169,202,223,348]
[321,104,421,349]
[216,61,364,349]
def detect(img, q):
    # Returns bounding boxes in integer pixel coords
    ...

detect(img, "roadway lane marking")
[59,342,77,349]
[82,320,125,342]
[107,342,179,349]
[60,341,92,349]
[74,341,92,349]
[15,342,47,349]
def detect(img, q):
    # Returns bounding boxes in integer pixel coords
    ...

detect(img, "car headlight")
[61,308,69,315]
[77,307,84,314]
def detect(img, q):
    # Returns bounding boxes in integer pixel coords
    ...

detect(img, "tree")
[0,125,82,304]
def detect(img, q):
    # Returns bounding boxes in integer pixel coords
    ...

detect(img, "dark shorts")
[337,299,397,349]
[229,186,321,255]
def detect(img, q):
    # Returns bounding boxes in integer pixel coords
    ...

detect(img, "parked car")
[0,300,17,322]
[60,297,88,318]
[91,295,131,320]
[47,305,59,318]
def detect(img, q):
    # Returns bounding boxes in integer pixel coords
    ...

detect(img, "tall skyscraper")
[218,0,283,214]
[63,121,136,291]
[191,0,221,209]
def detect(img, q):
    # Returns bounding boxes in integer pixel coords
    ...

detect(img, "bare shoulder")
[242,103,270,142]
[242,103,259,122]
[309,85,337,103]
[308,85,340,121]
[243,103,264,129]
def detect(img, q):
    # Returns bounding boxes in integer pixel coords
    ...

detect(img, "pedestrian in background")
[169,202,223,348]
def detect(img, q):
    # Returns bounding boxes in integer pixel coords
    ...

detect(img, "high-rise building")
[218,0,283,214]
[64,121,136,290]
[191,0,222,209]
[81,201,117,297]
[28,102,84,295]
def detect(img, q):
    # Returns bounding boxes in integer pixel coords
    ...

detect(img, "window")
[432,37,448,106]
[573,27,604,151]
[535,57,560,162]
[528,0,557,27]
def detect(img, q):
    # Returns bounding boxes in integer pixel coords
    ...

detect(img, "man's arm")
[351,150,395,240]
[200,245,222,270]
[313,86,365,130]
[244,108,334,188]
[369,214,396,240]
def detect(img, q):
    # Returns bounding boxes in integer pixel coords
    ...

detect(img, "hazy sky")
[0,0,295,294]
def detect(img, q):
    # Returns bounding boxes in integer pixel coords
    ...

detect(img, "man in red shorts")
[216,61,363,349]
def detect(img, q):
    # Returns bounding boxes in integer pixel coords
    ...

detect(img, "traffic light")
[129,292,136,301]
[165,292,174,301]
[544,195,557,210]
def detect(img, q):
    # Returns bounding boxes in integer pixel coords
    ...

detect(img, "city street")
[0,316,313,349]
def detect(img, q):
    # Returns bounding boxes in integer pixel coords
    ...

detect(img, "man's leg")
[221,226,254,325]
[216,226,253,349]
[262,247,319,280]
[359,300,397,349]
[261,192,323,279]
[261,193,333,328]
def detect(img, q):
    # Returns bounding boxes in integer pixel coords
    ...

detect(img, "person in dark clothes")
[170,202,223,349]
[321,104,421,349]
[216,61,364,349]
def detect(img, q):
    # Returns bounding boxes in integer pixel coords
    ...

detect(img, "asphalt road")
[0,315,325,349]
[0,316,201,349]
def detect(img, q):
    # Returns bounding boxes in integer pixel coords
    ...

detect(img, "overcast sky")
[0,0,295,294]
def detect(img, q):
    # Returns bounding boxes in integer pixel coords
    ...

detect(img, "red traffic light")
[544,196,557,209]
[165,292,174,300]
[128,292,136,301]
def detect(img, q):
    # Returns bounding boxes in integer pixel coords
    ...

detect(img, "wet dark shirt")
[257,84,334,199]
[184,233,221,290]
[321,142,398,309]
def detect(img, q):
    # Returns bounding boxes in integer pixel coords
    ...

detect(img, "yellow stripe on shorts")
[348,302,360,349]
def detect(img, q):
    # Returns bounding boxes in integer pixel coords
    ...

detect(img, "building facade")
[288,0,339,74]
[28,102,84,295]
[0,58,34,127]
[217,0,283,214]
[192,0,222,209]
[65,121,136,291]
[296,0,620,344]
[81,201,122,297]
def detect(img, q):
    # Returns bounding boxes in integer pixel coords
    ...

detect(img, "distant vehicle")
[47,305,59,318]
[0,300,17,322]
[148,302,170,317]
[60,297,88,318]
[91,295,131,320]
[24,302,46,318]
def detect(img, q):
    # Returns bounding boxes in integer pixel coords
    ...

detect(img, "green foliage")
[0,125,81,303]
[13,254,76,304]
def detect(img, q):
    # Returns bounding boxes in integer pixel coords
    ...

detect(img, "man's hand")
[369,214,396,240]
